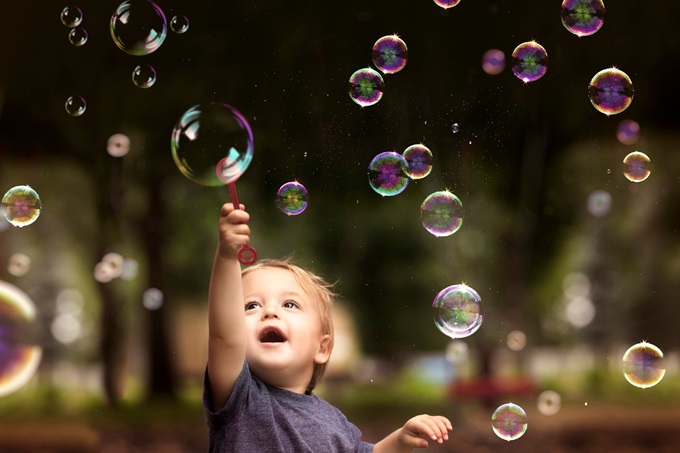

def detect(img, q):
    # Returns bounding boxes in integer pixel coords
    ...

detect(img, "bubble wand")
[171,102,257,266]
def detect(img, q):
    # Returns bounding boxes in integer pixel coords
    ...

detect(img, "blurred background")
[1,0,680,451]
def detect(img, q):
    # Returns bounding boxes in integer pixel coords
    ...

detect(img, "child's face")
[242,267,331,391]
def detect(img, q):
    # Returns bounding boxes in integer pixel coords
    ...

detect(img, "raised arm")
[373,414,453,453]
[207,203,251,411]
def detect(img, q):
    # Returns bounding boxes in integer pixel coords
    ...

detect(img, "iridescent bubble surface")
[349,68,385,107]
[402,144,433,179]
[421,191,463,237]
[0,281,42,397]
[2,186,42,228]
[368,152,409,196]
[132,64,157,88]
[623,151,650,182]
[622,341,665,389]
[482,49,505,75]
[61,6,83,27]
[171,103,254,186]
[107,133,131,157]
[451,123,460,134]
[561,0,605,37]
[492,403,528,441]
[432,284,482,339]
[616,120,640,145]
[110,0,167,56]
[170,15,189,34]
[68,27,88,46]
[433,0,461,8]
[65,95,86,116]
[276,181,309,216]
[511,41,548,83]
[372,35,408,74]
[587,190,612,217]
[588,68,634,115]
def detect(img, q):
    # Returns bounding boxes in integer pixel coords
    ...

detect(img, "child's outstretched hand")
[398,414,453,449]
[217,203,250,260]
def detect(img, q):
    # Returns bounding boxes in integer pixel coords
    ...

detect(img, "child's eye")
[283,300,299,309]
[245,301,260,310]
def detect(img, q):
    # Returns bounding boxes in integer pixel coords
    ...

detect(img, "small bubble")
[68,27,88,46]
[170,15,189,34]
[511,41,548,83]
[65,95,86,116]
[623,341,665,389]
[1,186,42,228]
[433,0,461,8]
[276,181,309,216]
[492,403,528,441]
[61,6,83,27]
[132,64,157,88]
[402,144,433,179]
[349,68,385,107]
[433,284,482,339]
[421,191,463,237]
[537,390,562,416]
[616,119,640,145]
[110,0,168,56]
[367,152,409,196]
[482,49,506,75]
[372,35,408,74]
[561,0,606,37]
[623,151,651,182]
[451,123,460,133]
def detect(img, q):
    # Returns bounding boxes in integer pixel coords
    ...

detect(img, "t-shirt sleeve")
[203,361,252,429]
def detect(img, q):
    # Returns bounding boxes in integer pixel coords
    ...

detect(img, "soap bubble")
[561,0,605,37]
[2,186,42,228]
[537,390,562,416]
[349,68,385,107]
[433,0,461,8]
[421,191,463,237]
[616,120,640,145]
[68,27,88,46]
[432,284,482,339]
[107,133,131,157]
[276,181,309,216]
[482,49,505,75]
[623,151,651,182]
[451,123,460,133]
[132,64,157,88]
[368,152,409,196]
[61,6,83,27]
[7,253,31,277]
[492,403,528,441]
[402,144,433,179]
[588,68,634,115]
[587,190,612,217]
[511,41,548,83]
[372,35,408,74]
[170,15,189,34]
[171,102,254,186]
[143,288,164,310]
[0,281,42,397]
[65,95,86,116]
[622,341,665,389]
[110,0,167,56]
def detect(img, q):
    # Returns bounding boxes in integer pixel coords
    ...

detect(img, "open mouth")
[259,327,286,343]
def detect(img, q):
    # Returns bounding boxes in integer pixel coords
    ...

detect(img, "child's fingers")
[220,203,246,215]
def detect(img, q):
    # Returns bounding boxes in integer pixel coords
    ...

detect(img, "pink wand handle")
[228,182,257,266]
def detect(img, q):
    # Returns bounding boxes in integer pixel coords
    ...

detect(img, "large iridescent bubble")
[0,281,42,397]
[561,0,606,37]
[623,151,651,182]
[492,403,528,441]
[511,41,548,83]
[171,103,253,186]
[622,341,665,389]
[421,191,463,237]
[588,68,634,115]
[110,0,168,56]
[432,284,482,339]
[368,152,409,196]
[2,186,42,228]
[372,35,408,74]
[349,68,385,107]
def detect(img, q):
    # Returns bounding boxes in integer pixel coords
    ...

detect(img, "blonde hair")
[242,258,336,394]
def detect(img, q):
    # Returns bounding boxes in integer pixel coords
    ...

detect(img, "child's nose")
[261,303,279,318]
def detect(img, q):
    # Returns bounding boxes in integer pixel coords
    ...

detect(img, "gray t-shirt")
[203,362,374,453]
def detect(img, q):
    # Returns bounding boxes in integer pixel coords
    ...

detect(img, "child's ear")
[314,334,331,364]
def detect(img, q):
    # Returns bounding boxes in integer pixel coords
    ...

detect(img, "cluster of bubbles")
[61,6,88,46]
[349,34,408,107]
[0,281,42,398]
[1,185,42,228]
[171,102,254,187]
[94,252,139,283]
[275,182,309,216]
[491,403,528,441]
